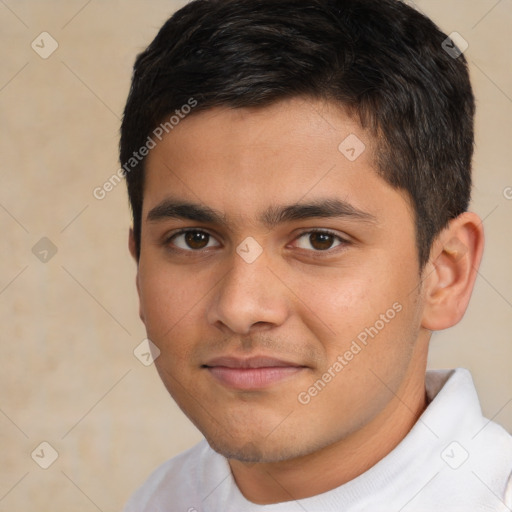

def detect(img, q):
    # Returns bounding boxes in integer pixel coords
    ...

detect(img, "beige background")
[1,0,511,510]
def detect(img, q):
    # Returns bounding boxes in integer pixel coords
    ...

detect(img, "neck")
[228,356,428,505]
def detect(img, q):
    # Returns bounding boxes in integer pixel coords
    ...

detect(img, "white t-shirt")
[123,368,512,511]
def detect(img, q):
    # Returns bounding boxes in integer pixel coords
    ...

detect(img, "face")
[133,97,429,463]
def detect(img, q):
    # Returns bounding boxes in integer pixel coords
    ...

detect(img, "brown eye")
[294,230,345,251]
[170,230,220,251]
[309,232,335,250]
[185,231,209,249]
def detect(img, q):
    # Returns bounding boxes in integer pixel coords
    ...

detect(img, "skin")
[128,97,484,504]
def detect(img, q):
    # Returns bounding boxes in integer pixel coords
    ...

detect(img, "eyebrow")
[146,197,377,228]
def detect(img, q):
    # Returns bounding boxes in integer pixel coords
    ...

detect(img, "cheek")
[296,297,421,438]
[290,266,392,348]
[138,262,205,341]
[139,267,205,392]
[297,251,422,366]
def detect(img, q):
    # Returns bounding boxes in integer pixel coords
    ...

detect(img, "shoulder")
[122,439,215,512]
[432,368,512,508]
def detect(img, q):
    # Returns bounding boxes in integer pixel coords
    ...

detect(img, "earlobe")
[128,228,146,324]
[128,227,138,262]
[136,276,146,325]
[421,212,484,331]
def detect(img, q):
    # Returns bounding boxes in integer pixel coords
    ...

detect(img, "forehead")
[142,97,411,227]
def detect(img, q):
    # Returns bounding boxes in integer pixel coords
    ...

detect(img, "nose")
[206,249,290,335]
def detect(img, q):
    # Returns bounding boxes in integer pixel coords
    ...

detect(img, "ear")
[421,212,484,331]
[128,228,145,324]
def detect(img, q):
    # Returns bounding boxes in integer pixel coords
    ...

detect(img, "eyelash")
[164,228,350,255]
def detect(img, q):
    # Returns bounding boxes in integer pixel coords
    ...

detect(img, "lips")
[203,355,307,390]
[204,356,303,369]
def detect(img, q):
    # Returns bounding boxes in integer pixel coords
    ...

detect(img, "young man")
[120,0,512,509]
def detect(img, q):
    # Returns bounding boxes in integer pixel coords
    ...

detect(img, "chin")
[205,432,317,464]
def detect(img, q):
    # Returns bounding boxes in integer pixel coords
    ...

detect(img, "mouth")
[202,356,308,390]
